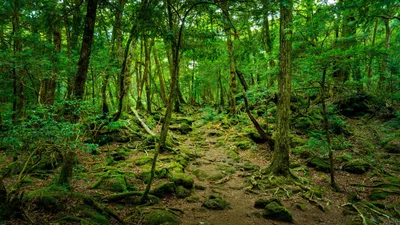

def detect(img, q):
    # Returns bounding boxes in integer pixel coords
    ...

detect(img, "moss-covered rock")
[202,195,231,210]
[145,209,180,225]
[170,172,194,189]
[150,182,176,198]
[254,198,281,209]
[91,175,128,192]
[307,157,330,173]
[175,186,191,198]
[135,155,153,166]
[23,185,69,212]
[262,202,293,222]
[186,195,200,203]
[343,159,370,174]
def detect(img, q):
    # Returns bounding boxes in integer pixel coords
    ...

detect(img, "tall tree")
[73,0,98,100]
[267,0,293,176]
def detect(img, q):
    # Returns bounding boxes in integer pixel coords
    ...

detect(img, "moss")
[262,202,293,222]
[243,162,260,171]
[194,184,206,190]
[175,186,191,198]
[202,194,231,210]
[384,140,400,154]
[23,185,69,212]
[82,209,110,225]
[347,193,361,203]
[295,202,307,211]
[171,172,194,189]
[235,141,252,150]
[150,182,176,198]
[293,147,314,159]
[369,189,391,201]
[308,157,330,173]
[92,175,127,193]
[145,209,180,225]
[135,155,153,166]
[343,159,370,174]
[291,136,307,148]
[254,198,281,209]
[186,195,200,203]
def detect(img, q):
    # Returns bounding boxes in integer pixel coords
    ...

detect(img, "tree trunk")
[12,0,24,121]
[39,26,61,105]
[378,18,391,90]
[153,46,167,106]
[221,0,237,116]
[73,0,98,100]
[267,0,292,176]
[144,37,154,113]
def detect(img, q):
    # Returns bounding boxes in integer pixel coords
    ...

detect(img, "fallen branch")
[105,191,159,204]
[131,107,156,136]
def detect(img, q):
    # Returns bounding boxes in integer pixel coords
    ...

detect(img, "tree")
[73,0,98,100]
[266,0,293,176]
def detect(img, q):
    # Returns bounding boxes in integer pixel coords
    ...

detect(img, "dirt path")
[162,123,347,225]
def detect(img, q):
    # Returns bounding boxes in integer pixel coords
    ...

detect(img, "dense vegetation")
[0,0,399,224]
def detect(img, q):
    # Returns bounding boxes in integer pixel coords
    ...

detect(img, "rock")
[385,140,400,153]
[171,173,194,189]
[202,195,231,210]
[343,159,370,174]
[145,210,180,225]
[194,184,206,190]
[295,203,307,211]
[254,198,281,209]
[262,202,293,222]
[175,186,191,198]
[92,175,128,192]
[308,157,331,173]
[150,182,176,198]
[23,185,69,212]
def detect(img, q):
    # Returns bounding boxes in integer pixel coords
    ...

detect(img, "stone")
[145,210,180,225]
[175,186,191,198]
[343,159,370,174]
[202,195,231,210]
[150,182,176,198]
[171,173,194,189]
[262,202,293,222]
[308,157,331,173]
[254,198,281,209]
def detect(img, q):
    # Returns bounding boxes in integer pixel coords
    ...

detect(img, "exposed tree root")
[105,191,159,205]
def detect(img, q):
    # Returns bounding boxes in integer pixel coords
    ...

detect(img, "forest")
[0,0,399,224]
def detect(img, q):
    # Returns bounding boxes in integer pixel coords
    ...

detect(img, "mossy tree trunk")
[57,149,75,189]
[221,0,237,116]
[267,0,292,177]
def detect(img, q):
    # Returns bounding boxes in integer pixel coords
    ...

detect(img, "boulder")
[308,157,330,173]
[343,159,370,174]
[202,195,231,210]
[262,202,292,222]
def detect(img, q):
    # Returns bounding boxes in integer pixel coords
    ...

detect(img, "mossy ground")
[1,108,399,225]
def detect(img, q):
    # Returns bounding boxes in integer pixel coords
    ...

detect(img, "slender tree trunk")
[12,0,24,121]
[366,19,378,88]
[153,46,167,106]
[73,0,98,100]
[267,0,293,176]
[221,0,236,116]
[143,37,154,113]
[320,68,340,191]
[378,18,391,90]
[137,41,144,109]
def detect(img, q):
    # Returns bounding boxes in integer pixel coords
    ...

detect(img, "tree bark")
[221,0,236,116]
[267,0,292,176]
[153,46,167,106]
[378,18,391,90]
[366,19,378,88]
[12,0,24,121]
[73,0,98,100]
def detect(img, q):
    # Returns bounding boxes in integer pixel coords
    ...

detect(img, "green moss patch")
[343,159,370,174]
[23,185,70,212]
[170,172,194,189]
[150,182,176,198]
[262,202,293,222]
[202,195,231,210]
[145,209,180,225]
[175,185,191,198]
[307,157,330,173]
[254,198,281,209]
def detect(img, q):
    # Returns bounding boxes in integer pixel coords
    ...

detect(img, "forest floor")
[1,107,400,225]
